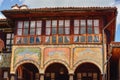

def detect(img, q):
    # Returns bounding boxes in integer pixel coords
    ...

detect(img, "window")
[74,19,100,43]
[45,20,70,44]
[16,20,42,44]
[76,73,98,80]
[58,20,70,43]
[15,19,101,44]
[3,71,8,79]
[6,33,14,51]
[74,19,86,42]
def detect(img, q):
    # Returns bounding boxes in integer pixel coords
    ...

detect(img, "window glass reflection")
[65,36,70,43]
[23,37,28,44]
[94,36,99,42]
[58,36,63,43]
[52,36,56,43]
[36,37,41,43]
[45,36,50,43]
[30,37,34,43]
[88,36,92,42]
[74,36,79,42]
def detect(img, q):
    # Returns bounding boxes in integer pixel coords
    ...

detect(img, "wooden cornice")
[2,7,117,19]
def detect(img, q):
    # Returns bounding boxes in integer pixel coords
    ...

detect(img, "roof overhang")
[1,7,117,19]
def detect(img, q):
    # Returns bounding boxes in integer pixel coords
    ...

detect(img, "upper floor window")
[16,20,42,44]
[6,33,14,52]
[74,19,100,43]
[45,20,70,44]
[15,19,101,45]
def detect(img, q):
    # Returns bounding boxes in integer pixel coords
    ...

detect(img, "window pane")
[65,28,70,34]
[18,21,23,28]
[59,28,63,34]
[16,37,22,44]
[52,36,56,43]
[12,40,14,44]
[46,28,51,35]
[81,20,86,26]
[52,28,57,34]
[45,36,50,43]
[74,27,79,34]
[74,36,79,42]
[30,37,34,43]
[65,20,70,27]
[80,36,85,42]
[94,36,99,42]
[24,21,29,28]
[23,37,28,44]
[3,71,8,78]
[58,36,63,43]
[88,36,92,42]
[17,29,22,35]
[52,20,57,27]
[81,27,86,34]
[87,20,92,34]
[36,28,41,35]
[23,29,28,35]
[30,29,35,35]
[46,20,51,27]
[37,21,42,27]
[12,34,14,38]
[36,37,41,43]
[94,27,99,34]
[88,27,92,34]
[6,40,10,44]
[74,20,79,27]
[87,20,92,27]
[7,34,11,38]
[59,20,64,26]
[30,21,35,28]
[65,36,70,43]
[94,20,99,26]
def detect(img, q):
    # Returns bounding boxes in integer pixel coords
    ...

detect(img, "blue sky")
[0,0,120,42]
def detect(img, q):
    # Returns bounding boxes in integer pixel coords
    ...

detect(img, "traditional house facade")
[0,4,119,80]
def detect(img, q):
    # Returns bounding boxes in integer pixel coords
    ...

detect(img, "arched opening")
[74,63,101,80]
[45,63,69,80]
[16,63,39,80]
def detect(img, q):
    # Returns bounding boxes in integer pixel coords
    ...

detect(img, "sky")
[0,0,120,42]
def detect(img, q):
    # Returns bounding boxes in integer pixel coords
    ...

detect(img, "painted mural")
[74,48,102,66]
[14,47,41,66]
[44,48,70,64]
